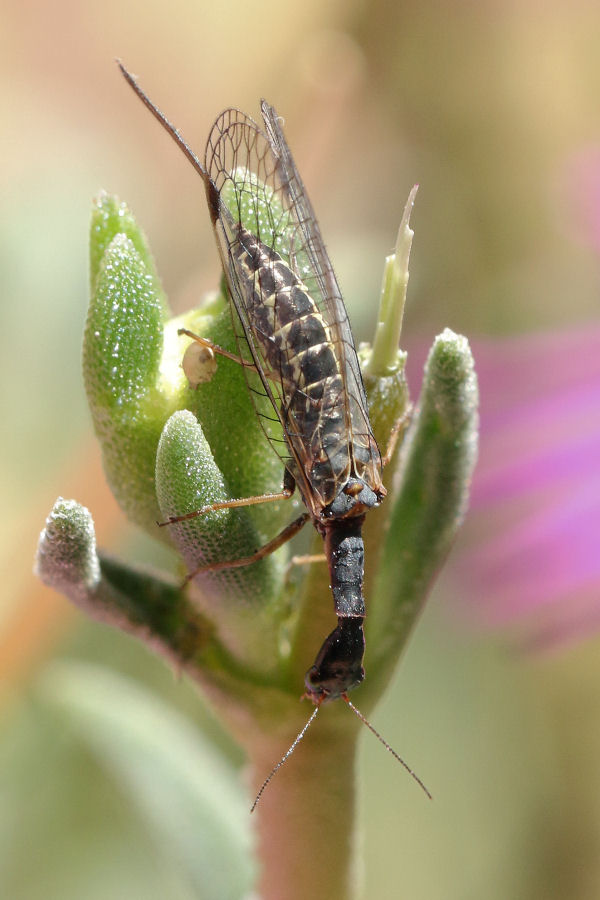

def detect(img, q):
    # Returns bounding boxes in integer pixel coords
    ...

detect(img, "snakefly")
[118,63,430,804]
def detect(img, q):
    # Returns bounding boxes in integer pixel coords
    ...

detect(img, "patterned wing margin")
[204,108,315,505]
[203,105,382,510]
[259,102,382,496]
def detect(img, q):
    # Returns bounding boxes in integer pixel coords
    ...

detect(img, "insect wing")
[260,102,382,496]
[204,105,382,510]
[204,108,307,493]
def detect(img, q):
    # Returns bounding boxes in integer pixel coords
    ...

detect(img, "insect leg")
[282,553,327,593]
[182,512,310,584]
[158,486,294,527]
[178,328,256,369]
[289,554,327,566]
[380,403,413,467]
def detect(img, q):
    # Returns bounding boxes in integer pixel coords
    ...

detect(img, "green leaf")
[39,661,255,900]
[35,498,100,600]
[89,192,163,295]
[366,328,479,692]
[156,410,283,604]
[84,225,170,531]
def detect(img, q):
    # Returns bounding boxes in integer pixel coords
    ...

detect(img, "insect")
[118,62,429,806]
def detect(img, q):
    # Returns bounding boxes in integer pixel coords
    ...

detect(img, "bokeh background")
[2,1,600,897]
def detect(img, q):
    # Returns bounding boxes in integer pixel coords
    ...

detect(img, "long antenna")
[250,705,320,813]
[116,60,209,183]
[343,695,432,800]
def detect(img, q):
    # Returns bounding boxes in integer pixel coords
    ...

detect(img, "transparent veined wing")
[204,104,382,512]
[259,102,383,499]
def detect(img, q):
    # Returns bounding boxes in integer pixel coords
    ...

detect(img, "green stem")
[249,716,359,900]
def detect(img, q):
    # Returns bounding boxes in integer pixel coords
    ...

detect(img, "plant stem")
[249,716,359,900]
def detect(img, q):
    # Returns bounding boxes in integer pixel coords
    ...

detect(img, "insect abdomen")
[233,227,350,499]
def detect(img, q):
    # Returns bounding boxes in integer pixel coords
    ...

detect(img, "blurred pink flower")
[565,146,600,253]
[450,326,600,649]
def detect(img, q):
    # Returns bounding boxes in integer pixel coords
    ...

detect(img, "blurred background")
[2,0,600,897]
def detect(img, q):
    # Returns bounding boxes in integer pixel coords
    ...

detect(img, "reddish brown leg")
[178,328,256,369]
[158,487,294,527]
[289,554,327,566]
[182,512,311,585]
[282,552,327,592]
[381,404,413,467]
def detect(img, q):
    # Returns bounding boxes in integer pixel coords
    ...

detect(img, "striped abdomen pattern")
[232,225,350,499]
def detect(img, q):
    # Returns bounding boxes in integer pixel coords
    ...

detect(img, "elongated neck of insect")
[323,518,366,618]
